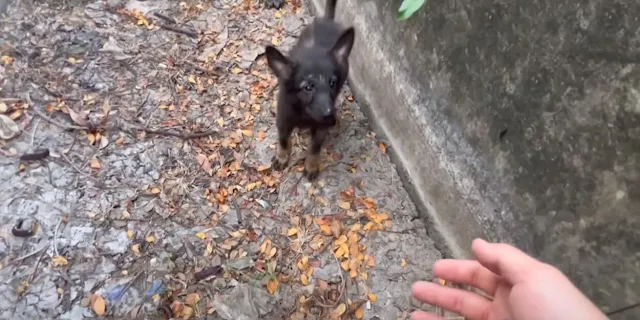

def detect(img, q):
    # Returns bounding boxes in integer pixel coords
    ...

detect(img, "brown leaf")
[330,219,342,238]
[67,107,89,127]
[337,201,351,210]
[367,293,377,302]
[196,154,211,172]
[90,294,106,316]
[90,157,101,169]
[186,293,200,306]
[182,305,194,319]
[331,303,347,317]
[377,142,386,153]
[171,301,184,318]
[287,228,298,236]
[266,279,278,295]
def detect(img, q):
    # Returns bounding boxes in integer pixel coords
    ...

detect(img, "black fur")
[265,0,355,181]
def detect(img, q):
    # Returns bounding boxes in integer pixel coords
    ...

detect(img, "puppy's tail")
[324,0,337,19]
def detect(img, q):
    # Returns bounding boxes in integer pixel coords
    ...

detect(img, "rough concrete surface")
[0,0,443,319]
[309,0,640,318]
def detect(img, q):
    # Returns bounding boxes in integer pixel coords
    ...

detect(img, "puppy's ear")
[265,46,293,80]
[331,27,355,65]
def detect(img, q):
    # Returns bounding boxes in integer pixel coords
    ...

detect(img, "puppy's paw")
[303,167,320,181]
[265,0,284,9]
[271,155,288,171]
[303,154,320,181]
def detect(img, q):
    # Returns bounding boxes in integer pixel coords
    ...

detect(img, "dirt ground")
[0,0,443,319]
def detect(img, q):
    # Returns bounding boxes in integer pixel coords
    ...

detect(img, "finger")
[433,259,500,295]
[410,311,442,320]
[472,238,542,284]
[411,281,491,320]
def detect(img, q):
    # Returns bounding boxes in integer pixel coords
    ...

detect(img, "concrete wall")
[307,0,640,317]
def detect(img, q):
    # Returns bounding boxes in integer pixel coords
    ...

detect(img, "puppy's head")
[265,28,355,125]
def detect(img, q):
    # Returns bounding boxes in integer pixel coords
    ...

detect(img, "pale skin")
[411,238,609,320]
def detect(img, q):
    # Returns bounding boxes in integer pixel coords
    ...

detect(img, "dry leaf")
[115,136,125,146]
[195,232,207,240]
[87,133,96,144]
[377,142,386,153]
[366,255,375,267]
[320,225,332,236]
[331,303,347,317]
[186,293,200,306]
[0,114,20,140]
[171,301,184,318]
[206,243,213,254]
[127,230,134,239]
[256,165,270,172]
[51,256,68,267]
[0,55,13,65]
[241,129,253,137]
[196,154,211,172]
[131,244,141,254]
[151,187,161,194]
[91,294,106,316]
[300,274,309,285]
[145,235,155,243]
[67,107,89,127]
[182,305,194,319]
[268,247,277,259]
[337,201,351,210]
[266,279,278,295]
[401,258,407,268]
[438,278,446,286]
[330,220,342,238]
[90,158,101,169]
[355,306,364,319]
[287,228,298,237]
[368,293,377,302]
[231,67,243,74]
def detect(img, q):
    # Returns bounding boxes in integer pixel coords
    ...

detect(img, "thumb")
[471,238,544,284]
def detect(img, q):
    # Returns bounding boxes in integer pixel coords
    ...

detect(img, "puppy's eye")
[304,84,313,91]
[329,79,336,88]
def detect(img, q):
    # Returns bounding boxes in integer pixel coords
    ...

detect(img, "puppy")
[264,0,355,181]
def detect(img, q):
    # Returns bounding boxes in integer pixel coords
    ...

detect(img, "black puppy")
[264,0,355,181]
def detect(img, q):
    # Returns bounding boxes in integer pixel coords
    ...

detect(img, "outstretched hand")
[411,238,608,320]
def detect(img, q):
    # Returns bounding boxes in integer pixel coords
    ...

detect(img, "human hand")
[410,238,608,320]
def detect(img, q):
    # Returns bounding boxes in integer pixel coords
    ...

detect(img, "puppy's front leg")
[304,128,328,181]
[272,124,293,171]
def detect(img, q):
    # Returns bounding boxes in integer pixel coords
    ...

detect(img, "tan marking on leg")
[304,152,320,175]
[276,139,291,164]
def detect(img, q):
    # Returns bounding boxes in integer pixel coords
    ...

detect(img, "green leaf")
[396,0,425,20]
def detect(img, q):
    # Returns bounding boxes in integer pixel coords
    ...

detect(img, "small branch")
[154,12,177,24]
[120,121,218,140]
[31,107,87,131]
[159,24,197,38]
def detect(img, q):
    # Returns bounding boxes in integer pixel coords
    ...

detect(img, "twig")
[159,24,197,38]
[30,118,41,147]
[135,91,151,117]
[606,302,640,317]
[7,245,48,265]
[53,218,62,256]
[29,246,49,282]
[231,199,243,226]
[59,151,97,180]
[154,12,176,24]
[120,121,218,139]
[31,107,87,131]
